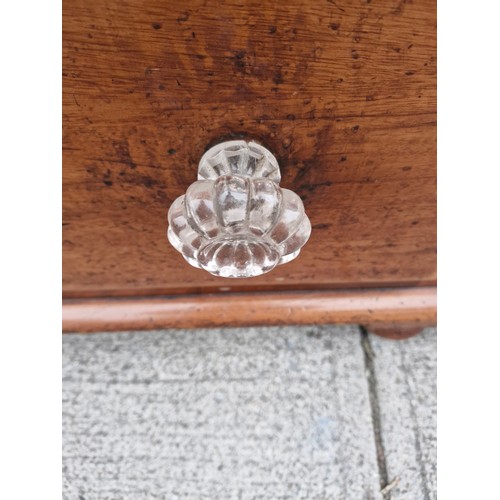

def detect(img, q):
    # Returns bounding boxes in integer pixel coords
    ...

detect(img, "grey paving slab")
[368,327,437,500]
[63,325,382,500]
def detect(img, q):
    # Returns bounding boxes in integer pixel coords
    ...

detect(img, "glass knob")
[167,140,311,278]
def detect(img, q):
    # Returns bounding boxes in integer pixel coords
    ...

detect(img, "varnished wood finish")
[63,286,436,333]
[362,323,428,339]
[63,0,436,299]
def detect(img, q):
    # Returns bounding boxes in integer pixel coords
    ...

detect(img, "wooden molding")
[362,323,431,340]
[63,286,436,333]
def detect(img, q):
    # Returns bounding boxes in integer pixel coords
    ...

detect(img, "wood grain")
[63,0,436,299]
[362,323,428,340]
[63,286,436,333]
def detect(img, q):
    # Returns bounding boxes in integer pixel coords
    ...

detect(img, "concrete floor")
[63,325,436,500]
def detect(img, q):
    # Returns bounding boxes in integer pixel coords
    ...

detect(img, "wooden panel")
[62,286,436,332]
[63,0,436,298]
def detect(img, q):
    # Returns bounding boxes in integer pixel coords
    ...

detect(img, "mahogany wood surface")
[63,286,436,333]
[362,323,430,339]
[63,0,436,300]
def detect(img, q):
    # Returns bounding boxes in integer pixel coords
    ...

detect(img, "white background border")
[1,0,61,498]
[438,0,500,498]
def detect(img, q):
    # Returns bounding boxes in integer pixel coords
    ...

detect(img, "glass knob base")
[167,140,311,278]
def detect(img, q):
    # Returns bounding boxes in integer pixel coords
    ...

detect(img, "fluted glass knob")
[167,140,311,278]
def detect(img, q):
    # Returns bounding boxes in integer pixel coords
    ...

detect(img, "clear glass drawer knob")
[167,140,311,278]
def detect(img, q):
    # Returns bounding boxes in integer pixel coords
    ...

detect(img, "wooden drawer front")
[63,0,436,301]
